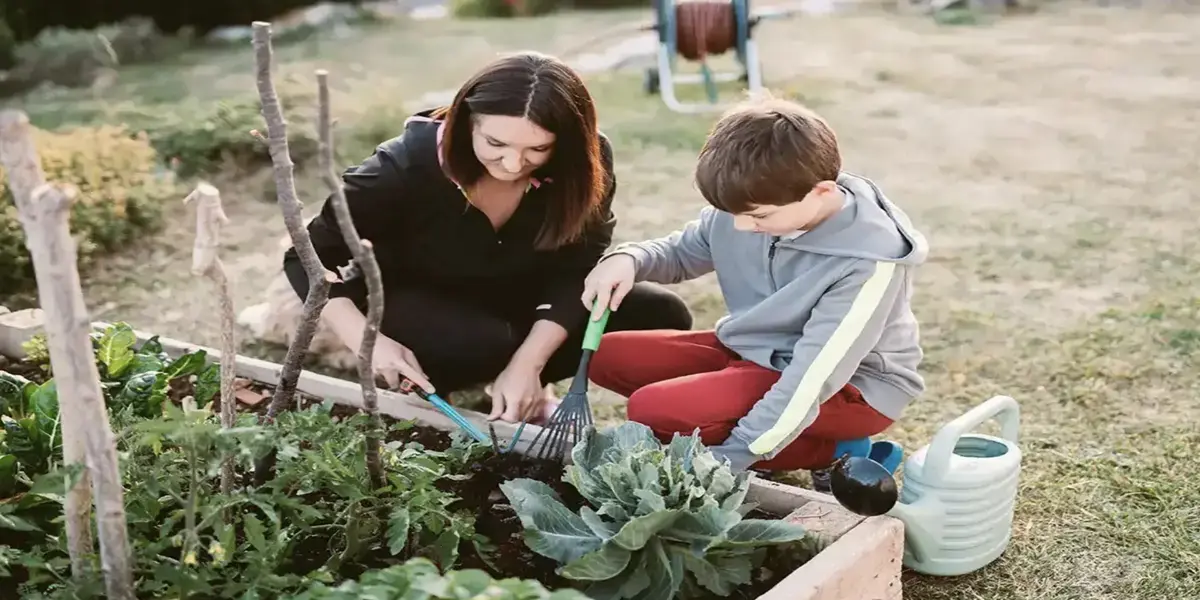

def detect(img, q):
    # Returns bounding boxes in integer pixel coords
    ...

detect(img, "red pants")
[588,330,894,471]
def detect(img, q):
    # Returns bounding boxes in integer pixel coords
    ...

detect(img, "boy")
[580,97,926,482]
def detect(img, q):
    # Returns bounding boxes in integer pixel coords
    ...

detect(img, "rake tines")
[527,391,594,461]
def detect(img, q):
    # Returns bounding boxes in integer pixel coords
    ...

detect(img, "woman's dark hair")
[434,51,607,251]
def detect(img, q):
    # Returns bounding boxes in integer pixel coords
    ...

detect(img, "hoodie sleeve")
[283,148,407,306]
[710,258,908,472]
[604,206,717,284]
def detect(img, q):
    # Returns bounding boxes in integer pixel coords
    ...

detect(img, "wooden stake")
[315,70,386,489]
[252,21,334,421]
[0,110,134,599]
[0,110,93,581]
[184,182,238,494]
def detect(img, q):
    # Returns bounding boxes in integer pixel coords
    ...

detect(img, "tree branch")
[316,69,386,489]
[252,21,333,421]
[0,110,95,582]
[184,182,238,495]
[0,110,134,599]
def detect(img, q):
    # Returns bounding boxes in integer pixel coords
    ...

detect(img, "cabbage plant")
[499,422,809,600]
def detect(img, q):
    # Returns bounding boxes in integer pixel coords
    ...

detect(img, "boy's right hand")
[581,253,637,321]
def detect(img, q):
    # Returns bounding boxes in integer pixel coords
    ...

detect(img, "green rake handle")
[583,306,612,352]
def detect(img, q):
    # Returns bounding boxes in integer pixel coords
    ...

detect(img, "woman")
[283,51,693,425]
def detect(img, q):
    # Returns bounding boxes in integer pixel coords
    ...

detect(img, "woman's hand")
[581,254,636,321]
[488,360,546,422]
[372,335,434,394]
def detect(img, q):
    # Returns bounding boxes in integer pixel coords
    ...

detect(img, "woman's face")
[471,115,556,182]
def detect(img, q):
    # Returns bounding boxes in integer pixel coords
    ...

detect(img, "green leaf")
[673,546,753,596]
[387,507,411,555]
[500,478,602,563]
[27,464,85,497]
[193,363,221,406]
[718,518,809,548]
[27,380,58,433]
[610,510,682,551]
[243,513,267,553]
[0,455,17,497]
[164,350,209,379]
[0,506,39,532]
[580,506,620,539]
[97,322,138,378]
[430,529,460,570]
[125,352,165,377]
[139,335,164,355]
[637,538,685,600]
[666,432,701,469]
[560,543,632,581]
[661,503,740,546]
[0,372,32,417]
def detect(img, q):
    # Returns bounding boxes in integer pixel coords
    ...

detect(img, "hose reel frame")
[645,0,764,113]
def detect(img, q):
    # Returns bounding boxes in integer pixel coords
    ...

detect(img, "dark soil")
[0,354,48,384]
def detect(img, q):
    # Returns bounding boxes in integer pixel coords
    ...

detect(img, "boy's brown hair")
[695,97,841,214]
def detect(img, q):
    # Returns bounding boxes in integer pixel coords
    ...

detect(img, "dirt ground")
[7,2,1200,599]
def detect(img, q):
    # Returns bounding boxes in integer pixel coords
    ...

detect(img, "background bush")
[451,0,560,18]
[1,0,362,43]
[0,124,179,294]
[568,0,647,7]
[0,16,191,98]
[139,87,320,177]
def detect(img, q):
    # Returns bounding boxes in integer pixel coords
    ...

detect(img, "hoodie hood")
[778,172,929,266]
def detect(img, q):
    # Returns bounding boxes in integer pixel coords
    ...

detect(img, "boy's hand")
[581,254,636,321]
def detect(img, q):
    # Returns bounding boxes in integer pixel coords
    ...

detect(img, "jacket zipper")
[767,237,779,291]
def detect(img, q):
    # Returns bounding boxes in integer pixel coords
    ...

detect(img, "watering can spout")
[886,496,943,566]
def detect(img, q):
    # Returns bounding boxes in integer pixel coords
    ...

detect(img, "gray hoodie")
[606,172,928,471]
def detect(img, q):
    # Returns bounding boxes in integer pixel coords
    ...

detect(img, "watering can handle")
[921,395,1020,487]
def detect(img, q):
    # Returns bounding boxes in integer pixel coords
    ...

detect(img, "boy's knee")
[588,331,638,388]
[626,384,674,432]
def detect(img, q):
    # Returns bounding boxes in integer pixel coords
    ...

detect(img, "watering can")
[830,395,1022,577]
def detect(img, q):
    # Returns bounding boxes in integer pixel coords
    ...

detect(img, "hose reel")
[646,0,762,113]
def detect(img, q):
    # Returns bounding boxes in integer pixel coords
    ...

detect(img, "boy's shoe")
[811,467,834,494]
[868,440,905,475]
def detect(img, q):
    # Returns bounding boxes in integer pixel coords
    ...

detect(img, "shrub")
[570,0,648,7]
[0,124,179,295]
[140,86,320,177]
[0,17,191,99]
[451,0,560,18]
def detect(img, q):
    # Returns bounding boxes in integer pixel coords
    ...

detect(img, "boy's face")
[732,181,843,235]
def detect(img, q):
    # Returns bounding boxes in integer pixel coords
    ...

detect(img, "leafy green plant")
[500,422,809,600]
[288,556,590,599]
[0,363,63,480]
[89,324,220,419]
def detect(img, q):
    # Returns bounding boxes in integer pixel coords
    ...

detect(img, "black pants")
[378,282,694,394]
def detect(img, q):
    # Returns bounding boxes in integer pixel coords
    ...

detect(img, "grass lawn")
[5,2,1199,599]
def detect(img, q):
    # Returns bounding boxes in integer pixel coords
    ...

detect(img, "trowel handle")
[922,395,1020,486]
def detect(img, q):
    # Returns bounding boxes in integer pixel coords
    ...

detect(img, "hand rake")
[521,306,612,461]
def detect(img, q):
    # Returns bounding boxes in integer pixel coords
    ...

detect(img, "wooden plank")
[763,516,905,600]
[785,500,867,549]
[0,308,44,359]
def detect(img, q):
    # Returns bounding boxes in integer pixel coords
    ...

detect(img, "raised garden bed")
[0,307,903,599]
